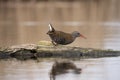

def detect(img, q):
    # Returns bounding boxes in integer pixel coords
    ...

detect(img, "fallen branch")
[0,43,120,60]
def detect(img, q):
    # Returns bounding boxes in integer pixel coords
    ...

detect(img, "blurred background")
[0,0,120,50]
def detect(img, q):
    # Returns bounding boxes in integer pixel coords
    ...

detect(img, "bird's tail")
[48,23,55,32]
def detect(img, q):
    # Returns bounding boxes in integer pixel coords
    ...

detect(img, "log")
[0,41,120,60]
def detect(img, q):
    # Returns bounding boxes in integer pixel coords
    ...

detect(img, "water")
[0,57,120,80]
[0,0,120,50]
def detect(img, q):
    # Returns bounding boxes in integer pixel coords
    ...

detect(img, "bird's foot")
[51,41,58,46]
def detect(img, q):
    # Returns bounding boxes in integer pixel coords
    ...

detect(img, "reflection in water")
[0,57,120,80]
[50,61,81,80]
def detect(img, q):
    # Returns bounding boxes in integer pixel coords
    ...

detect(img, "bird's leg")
[52,41,58,46]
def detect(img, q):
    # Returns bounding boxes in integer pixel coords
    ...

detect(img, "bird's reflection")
[49,61,82,80]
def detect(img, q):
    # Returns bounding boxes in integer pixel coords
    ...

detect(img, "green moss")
[38,41,53,46]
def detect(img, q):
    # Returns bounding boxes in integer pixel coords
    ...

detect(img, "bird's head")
[72,31,86,39]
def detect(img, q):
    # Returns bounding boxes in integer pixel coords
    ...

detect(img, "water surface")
[0,57,120,80]
[0,1,120,50]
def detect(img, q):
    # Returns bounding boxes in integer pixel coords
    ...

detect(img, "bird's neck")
[71,34,77,40]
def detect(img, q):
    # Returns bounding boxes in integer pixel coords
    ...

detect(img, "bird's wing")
[57,31,74,44]
[48,24,55,32]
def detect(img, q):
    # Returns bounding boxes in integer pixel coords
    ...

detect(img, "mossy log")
[0,43,120,60]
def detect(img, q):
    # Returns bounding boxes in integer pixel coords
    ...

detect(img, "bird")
[47,24,86,46]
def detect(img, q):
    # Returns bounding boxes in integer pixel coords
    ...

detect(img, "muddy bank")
[0,44,120,60]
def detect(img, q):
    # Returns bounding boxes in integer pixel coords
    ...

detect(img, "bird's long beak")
[80,34,87,39]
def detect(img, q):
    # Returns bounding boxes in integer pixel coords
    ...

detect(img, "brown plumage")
[47,24,86,46]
